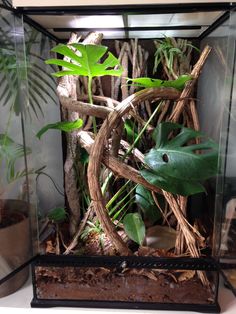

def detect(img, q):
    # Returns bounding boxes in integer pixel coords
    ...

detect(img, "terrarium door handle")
[88,87,180,255]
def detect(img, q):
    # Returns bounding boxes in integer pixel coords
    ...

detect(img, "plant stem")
[88,76,97,134]
[123,101,163,160]
[101,171,113,195]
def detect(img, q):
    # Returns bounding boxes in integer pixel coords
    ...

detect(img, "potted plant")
[0,8,59,297]
[0,133,31,297]
[32,32,219,310]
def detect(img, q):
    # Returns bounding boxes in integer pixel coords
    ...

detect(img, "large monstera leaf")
[46,43,123,78]
[140,122,218,196]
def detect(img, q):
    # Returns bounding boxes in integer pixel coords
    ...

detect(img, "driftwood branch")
[169,45,212,123]
[60,96,113,119]
[61,33,81,237]
[58,32,103,236]
[78,131,162,194]
[87,87,180,255]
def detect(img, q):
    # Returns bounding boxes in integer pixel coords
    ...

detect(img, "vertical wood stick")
[169,45,212,123]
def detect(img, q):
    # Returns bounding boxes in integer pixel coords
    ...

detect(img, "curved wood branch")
[77,131,162,194]
[87,87,180,255]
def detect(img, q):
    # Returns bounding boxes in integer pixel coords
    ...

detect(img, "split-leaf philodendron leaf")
[36,119,83,139]
[127,75,192,91]
[45,43,123,79]
[140,122,218,196]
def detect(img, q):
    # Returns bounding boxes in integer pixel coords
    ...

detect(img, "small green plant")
[0,134,31,183]
[45,43,123,133]
[81,220,105,250]
[47,207,68,223]
[153,36,199,78]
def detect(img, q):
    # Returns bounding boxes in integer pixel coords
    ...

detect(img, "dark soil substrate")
[35,266,215,304]
[0,212,25,229]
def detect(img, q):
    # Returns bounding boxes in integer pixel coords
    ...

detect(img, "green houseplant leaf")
[127,75,192,91]
[135,184,161,223]
[0,24,58,118]
[123,213,145,245]
[36,119,83,139]
[47,207,67,223]
[0,134,31,182]
[45,43,123,79]
[140,122,218,196]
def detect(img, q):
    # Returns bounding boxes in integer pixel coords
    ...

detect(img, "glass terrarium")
[0,1,236,312]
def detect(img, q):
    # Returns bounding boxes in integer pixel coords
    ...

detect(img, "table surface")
[0,277,236,314]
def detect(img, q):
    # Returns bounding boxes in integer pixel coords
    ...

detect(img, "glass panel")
[128,12,223,27]
[211,9,236,294]
[170,11,223,26]
[22,20,64,249]
[0,7,34,296]
[129,28,207,38]
[216,11,236,258]
[34,264,218,305]
[128,14,174,27]
[29,15,124,29]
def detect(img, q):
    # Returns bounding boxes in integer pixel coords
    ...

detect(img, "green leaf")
[0,26,57,119]
[36,119,83,139]
[140,122,218,196]
[141,169,205,196]
[47,207,67,223]
[135,184,161,223]
[123,213,145,245]
[127,75,192,91]
[0,134,31,182]
[80,147,89,165]
[46,43,123,79]
[124,119,139,145]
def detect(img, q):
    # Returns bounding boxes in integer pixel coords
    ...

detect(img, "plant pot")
[0,199,30,298]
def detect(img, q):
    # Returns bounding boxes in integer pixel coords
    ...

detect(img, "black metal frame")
[16,3,234,15]
[0,256,36,286]
[53,25,202,33]
[31,255,221,312]
[13,2,235,41]
[0,3,60,42]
